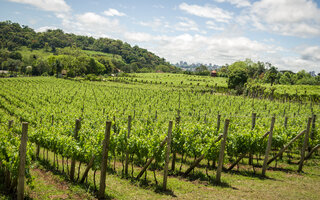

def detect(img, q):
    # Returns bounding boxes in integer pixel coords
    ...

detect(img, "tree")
[2,58,21,72]
[279,72,294,85]
[156,64,171,73]
[227,61,248,89]
[264,66,278,86]
[26,66,32,75]
[195,65,210,76]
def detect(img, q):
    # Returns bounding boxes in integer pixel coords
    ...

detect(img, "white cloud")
[124,32,154,42]
[271,56,319,73]
[7,0,70,12]
[250,0,320,37]
[35,26,58,32]
[135,34,273,66]
[179,2,233,23]
[206,21,225,31]
[139,17,170,32]
[103,8,126,17]
[153,4,165,9]
[75,12,121,36]
[55,12,122,38]
[176,17,199,32]
[298,46,320,62]
[213,0,251,7]
[77,12,119,27]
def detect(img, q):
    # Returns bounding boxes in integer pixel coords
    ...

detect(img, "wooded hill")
[0,21,180,76]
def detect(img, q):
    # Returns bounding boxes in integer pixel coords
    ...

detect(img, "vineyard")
[0,76,319,200]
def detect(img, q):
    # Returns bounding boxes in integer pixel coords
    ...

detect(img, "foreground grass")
[3,148,315,200]
[26,165,96,200]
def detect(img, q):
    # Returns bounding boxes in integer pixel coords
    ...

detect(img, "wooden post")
[125,116,131,176]
[310,115,316,140]
[36,144,40,159]
[184,134,222,175]
[80,155,95,184]
[249,113,256,165]
[136,136,168,180]
[217,114,221,132]
[228,131,270,171]
[284,116,288,128]
[98,121,111,199]
[171,116,180,172]
[17,122,28,200]
[216,119,229,183]
[262,117,275,176]
[70,119,81,181]
[251,113,256,129]
[267,129,306,165]
[163,121,173,190]
[8,120,13,130]
[298,117,312,172]
[304,144,320,160]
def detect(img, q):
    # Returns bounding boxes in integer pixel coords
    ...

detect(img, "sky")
[0,0,320,73]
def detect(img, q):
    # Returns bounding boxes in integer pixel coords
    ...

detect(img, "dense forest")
[0,21,180,77]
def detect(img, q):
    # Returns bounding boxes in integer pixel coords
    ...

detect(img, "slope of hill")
[0,21,180,75]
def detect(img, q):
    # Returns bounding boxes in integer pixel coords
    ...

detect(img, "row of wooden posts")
[9,112,318,200]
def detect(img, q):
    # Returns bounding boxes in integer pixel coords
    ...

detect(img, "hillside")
[0,21,180,75]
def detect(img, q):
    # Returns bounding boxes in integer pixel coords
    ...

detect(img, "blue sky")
[1,0,320,73]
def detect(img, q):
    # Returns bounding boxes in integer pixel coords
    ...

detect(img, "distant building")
[0,70,9,74]
[211,70,217,77]
[309,71,316,77]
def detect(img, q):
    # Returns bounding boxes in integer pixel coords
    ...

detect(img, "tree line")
[0,21,180,77]
[185,59,320,89]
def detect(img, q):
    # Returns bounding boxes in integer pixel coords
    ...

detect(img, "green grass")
[261,84,320,96]
[83,50,124,62]
[16,47,125,63]
[112,73,229,88]
[17,46,53,60]
[16,147,320,200]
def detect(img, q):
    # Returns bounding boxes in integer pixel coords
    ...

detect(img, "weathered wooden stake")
[305,144,320,160]
[228,131,270,171]
[185,134,222,175]
[249,113,256,165]
[163,121,173,190]
[17,122,28,200]
[136,136,168,180]
[98,121,111,199]
[171,116,181,172]
[284,116,288,128]
[125,116,132,176]
[80,155,95,184]
[217,114,221,132]
[36,144,40,159]
[70,119,81,181]
[298,117,312,172]
[51,115,54,126]
[251,113,256,129]
[8,120,13,130]
[262,117,275,176]
[216,119,229,183]
[310,115,316,140]
[268,129,306,165]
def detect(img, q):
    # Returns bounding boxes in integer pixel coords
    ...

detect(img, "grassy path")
[25,164,96,200]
